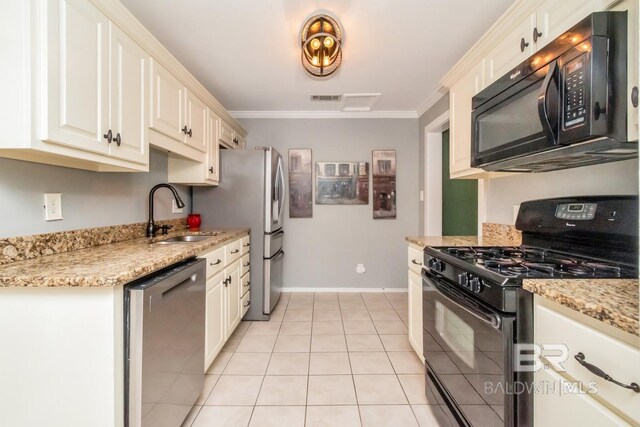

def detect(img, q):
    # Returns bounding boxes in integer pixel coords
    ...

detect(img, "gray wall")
[238,118,419,289]
[484,159,639,224]
[418,93,450,235]
[0,148,190,238]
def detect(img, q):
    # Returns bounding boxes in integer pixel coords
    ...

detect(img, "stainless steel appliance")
[422,196,638,426]
[193,147,285,320]
[125,258,206,427]
[471,12,637,173]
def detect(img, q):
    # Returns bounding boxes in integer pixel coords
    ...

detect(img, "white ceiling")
[121,0,514,116]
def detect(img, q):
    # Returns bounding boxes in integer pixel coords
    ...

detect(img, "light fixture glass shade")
[300,13,343,78]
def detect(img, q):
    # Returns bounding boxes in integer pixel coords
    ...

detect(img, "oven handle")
[422,269,502,330]
[538,59,559,145]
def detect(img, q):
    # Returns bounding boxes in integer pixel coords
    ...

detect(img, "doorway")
[441,130,477,235]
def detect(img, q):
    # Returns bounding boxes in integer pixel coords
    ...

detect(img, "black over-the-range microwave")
[471,11,638,172]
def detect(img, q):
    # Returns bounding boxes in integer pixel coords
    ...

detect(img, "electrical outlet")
[44,193,63,221]
[356,264,366,274]
[172,199,184,213]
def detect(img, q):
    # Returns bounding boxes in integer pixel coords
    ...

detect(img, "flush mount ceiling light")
[300,13,343,78]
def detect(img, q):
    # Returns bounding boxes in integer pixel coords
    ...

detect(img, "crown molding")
[416,89,447,118]
[229,111,419,119]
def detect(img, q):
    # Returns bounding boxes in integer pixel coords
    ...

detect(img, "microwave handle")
[538,60,559,145]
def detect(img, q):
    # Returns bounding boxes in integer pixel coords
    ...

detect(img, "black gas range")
[421,196,638,427]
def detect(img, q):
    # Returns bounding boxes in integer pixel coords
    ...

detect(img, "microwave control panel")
[555,203,596,220]
[563,56,587,128]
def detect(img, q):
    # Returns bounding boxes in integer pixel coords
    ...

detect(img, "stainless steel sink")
[153,235,212,244]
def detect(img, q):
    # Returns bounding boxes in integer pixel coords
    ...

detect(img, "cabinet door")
[109,24,147,164]
[224,259,242,338]
[206,111,220,183]
[205,271,225,371]
[149,60,185,142]
[234,133,246,150]
[44,0,110,155]
[534,367,630,427]
[449,61,485,178]
[185,90,207,152]
[218,119,234,148]
[408,270,424,361]
[534,0,614,50]
[486,15,535,85]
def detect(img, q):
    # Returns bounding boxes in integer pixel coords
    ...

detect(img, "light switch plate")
[44,193,63,221]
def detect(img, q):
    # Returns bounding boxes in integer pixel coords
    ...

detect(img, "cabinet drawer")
[241,235,250,255]
[241,253,250,277]
[535,302,640,422]
[225,239,242,263]
[534,364,630,427]
[408,246,424,274]
[241,290,251,317]
[241,272,251,297]
[201,246,225,278]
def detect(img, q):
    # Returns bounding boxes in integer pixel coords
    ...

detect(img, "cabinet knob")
[532,27,542,43]
[103,129,113,143]
[233,138,238,145]
[520,37,529,52]
[632,86,638,108]
[223,277,228,286]
[188,128,193,137]
[228,275,232,284]
[209,167,214,174]
[182,126,192,137]
[113,133,121,147]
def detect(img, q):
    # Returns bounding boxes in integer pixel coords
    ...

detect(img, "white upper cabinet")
[149,60,185,143]
[150,60,210,159]
[218,119,235,148]
[109,24,147,164]
[487,16,534,85]
[206,110,220,183]
[44,0,111,156]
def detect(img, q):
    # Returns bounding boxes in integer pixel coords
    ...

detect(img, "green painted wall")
[442,130,478,236]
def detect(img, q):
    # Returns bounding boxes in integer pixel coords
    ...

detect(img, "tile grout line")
[340,293,365,426]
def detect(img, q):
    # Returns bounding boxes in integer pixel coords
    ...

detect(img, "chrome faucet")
[147,183,185,237]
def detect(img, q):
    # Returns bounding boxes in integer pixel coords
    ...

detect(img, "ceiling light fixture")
[300,13,343,78]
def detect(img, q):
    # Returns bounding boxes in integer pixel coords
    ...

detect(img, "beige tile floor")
[182,292,448,427]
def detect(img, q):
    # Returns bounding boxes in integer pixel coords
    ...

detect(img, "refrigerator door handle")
[275,157,285,227]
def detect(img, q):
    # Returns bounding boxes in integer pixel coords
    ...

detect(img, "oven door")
[471,60,560,169]
[422,269,515,427]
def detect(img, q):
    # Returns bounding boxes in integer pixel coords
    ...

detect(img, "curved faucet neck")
[147,184,183,237]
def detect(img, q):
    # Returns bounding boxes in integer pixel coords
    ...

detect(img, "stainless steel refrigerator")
[193,147,285,321]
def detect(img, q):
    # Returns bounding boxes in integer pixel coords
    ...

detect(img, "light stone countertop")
[0,228,249,288]
[524,279,639,337]
[405,235,518,248]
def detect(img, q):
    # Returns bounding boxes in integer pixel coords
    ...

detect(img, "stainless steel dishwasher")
[124,258,205,427]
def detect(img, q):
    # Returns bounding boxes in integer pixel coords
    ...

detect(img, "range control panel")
[555,203,597,220]
[563,55,587,128]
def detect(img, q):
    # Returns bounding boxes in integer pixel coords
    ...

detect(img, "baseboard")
[282,287,408,293]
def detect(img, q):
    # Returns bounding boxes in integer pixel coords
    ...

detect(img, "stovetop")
[433,245,637,279]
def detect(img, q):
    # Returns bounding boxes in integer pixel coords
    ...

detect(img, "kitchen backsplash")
[482,223,522,245]
[0,218,187,266]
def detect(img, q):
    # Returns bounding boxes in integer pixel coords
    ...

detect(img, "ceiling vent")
[341,93,381,112]
[310,95,342,102]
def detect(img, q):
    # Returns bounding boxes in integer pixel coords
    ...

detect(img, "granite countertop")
[405,235,518,248]
[524,279,639,337]
[0,228,249,288]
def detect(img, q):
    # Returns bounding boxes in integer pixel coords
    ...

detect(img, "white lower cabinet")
[224,259,242,337]
[533,296,640,426]
[407,245,424,362]
[205,271,225,368]
[200,235,250,371]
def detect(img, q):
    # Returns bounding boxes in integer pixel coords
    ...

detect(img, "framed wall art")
[288,149,313,218]
[315,162,369,205]
[372,150,396,219]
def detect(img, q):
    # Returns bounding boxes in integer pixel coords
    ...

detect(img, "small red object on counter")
[187,214,201,231]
